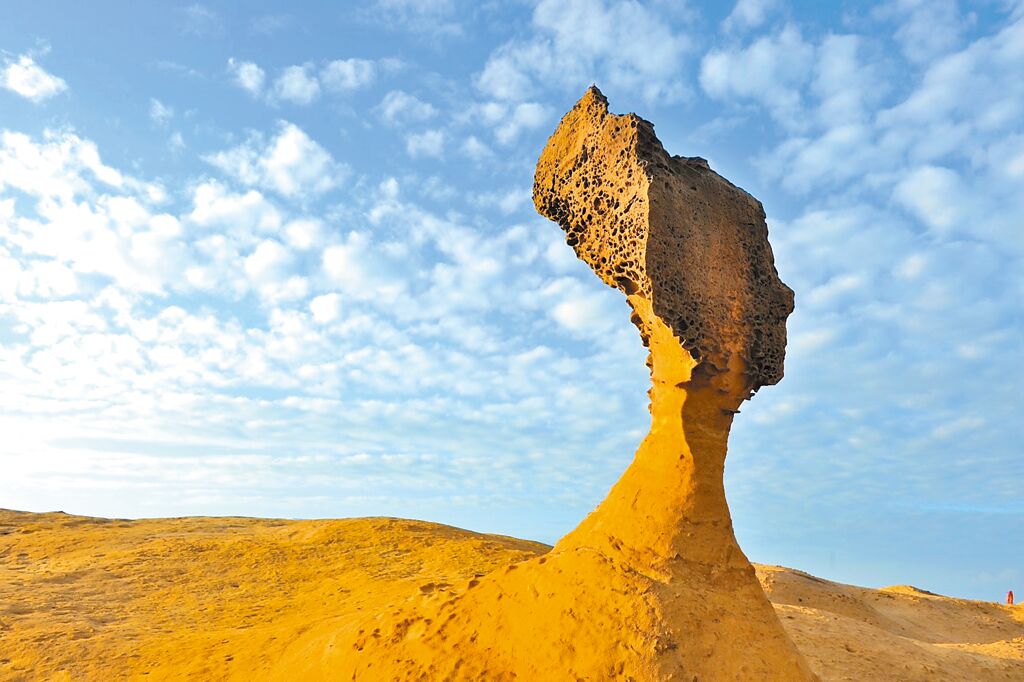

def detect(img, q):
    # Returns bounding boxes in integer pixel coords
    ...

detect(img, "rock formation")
[337,87,815,680]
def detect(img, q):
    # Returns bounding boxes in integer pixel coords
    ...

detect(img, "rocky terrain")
[2,510,1021,681]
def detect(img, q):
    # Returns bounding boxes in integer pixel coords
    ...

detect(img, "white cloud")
[284,218,322,251]
[539,276,624,339]
[543,237,583,274]
[181,4,223,37]
[244,239,292,282]
[761,123,874,194]
[272,64,321,105]
[876,18,1024,139]
[753,14,1023,211]
[803,273,864,307]
[895,253,928,280]
[13,259,79,298]
[321,59,376,92]
[1,130,121,199]
[476,0,691,103]
[788,327,836,355]
[230,58,379,103]
[468,100,550,146]
[310,293,343,323]
[813,34,879,127]
[722,0,780,32]
[405,129,445,158]
[227,58,266,96]
[700,24,814,128]
[377,90,438,126]
[494,102,550,145]
[187,233,248,294]
[745,13,1024,250]
[874,0,974,64]
[250,14,293,36]
[0,130,186,294]
[204,122,345,198]
[188,180,282,233]
[149,98,174,126]
[473,188,531,215]
[1,55,68,103]
[322,231,408,301]
[361,0,462,37]
[0,128,166,201]
[263,275,309,303]
[242,239,308,304]
[461,135,493,161]
[169,131,186,151]
[892,165,966,234]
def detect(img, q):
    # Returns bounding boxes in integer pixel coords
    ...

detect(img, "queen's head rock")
[337,88,816,681]
[535,85,793,389]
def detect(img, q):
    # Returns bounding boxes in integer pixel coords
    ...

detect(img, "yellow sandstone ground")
[1,509,1021,681]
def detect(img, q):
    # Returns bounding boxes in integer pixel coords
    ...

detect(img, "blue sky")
[1,0,1021,601]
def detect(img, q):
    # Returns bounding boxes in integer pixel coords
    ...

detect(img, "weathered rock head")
[535,86,794,389]
[337,88,815,681]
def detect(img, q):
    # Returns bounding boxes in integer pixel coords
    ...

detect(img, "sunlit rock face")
[337,88,815,681]
[534,86,794,389]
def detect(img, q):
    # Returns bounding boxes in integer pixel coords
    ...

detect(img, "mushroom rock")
[338,87,815,681]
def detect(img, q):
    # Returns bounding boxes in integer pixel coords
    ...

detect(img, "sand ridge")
[2,509,1022,681]
[0,510,543,680]
[759,566,1024,680]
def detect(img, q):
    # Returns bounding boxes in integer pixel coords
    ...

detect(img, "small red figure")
[1008,590,1015,606]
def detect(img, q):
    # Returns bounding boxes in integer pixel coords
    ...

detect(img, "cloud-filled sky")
[1,0,1021,601]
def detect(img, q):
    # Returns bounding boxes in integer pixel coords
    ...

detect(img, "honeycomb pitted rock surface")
[534,85,794,389]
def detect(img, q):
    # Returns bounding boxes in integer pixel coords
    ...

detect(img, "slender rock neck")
[554,294,753,574]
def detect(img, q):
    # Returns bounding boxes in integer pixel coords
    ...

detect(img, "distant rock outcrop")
[338,87,814,680]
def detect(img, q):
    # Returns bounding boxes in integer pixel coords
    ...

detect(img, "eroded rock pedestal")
[338,88,815,681]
